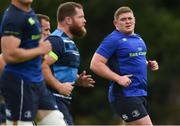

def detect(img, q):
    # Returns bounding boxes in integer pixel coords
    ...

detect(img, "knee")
[37,110,66,126]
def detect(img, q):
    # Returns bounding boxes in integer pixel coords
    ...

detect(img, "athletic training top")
[46,28,80,99]
[96,30,147,102]
[0,4,42,82]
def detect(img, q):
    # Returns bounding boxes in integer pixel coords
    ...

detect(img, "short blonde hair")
[114,6,133,20]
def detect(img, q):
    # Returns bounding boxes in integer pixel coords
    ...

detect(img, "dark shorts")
[110,96,148,122]
[55,96,73,125]
[0,71,58,121]
[0,86,6,124]
[0,103,6,124]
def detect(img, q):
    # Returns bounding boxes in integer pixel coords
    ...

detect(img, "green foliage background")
[1,0,180,124]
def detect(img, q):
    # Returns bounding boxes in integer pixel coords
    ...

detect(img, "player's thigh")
[36,110,66,125]
[35,110,52,121]
[127,115,152,125]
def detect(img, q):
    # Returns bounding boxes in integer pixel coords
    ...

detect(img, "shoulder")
[46,36,63,44]
[46,36,64,50]
[3,5,26,26]
[0,6,28,37]
[1,5,28,34]
[105,30,124,41]
[134,33,144,39]
[100,30,123,46]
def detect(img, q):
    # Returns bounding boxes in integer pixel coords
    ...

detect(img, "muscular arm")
[1,36,51,63]
[90,53,131,87]
[42,55,61,90]
[0,54,5,72]
[42,54,73,95]
[90,53,120,82]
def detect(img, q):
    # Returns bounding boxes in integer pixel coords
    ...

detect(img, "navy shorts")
[0,103,6,124]
[0,71,58,121]
[110,96,148,122]
[55,96,73,125]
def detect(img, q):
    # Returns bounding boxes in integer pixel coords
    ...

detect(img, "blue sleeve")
[47,36,64,57]
[96,36,118,59]
[1,9,25,39]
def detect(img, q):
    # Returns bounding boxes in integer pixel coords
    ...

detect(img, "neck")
[12,0,31,12]
[58,23,73,39]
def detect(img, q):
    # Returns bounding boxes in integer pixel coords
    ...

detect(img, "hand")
[148,60,159,71]
[75,70,95,88]
[38,39,52,55]
[116,74,132,87]
[57,82,74,96]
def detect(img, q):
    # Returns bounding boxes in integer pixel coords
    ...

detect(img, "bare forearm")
[1,36,51,63]
[4,47,42,63]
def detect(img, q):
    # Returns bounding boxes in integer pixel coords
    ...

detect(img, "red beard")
[69,22,87,38]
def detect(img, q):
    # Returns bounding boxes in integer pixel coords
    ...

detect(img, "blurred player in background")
[36,14,51,39]
[0,13,52,126]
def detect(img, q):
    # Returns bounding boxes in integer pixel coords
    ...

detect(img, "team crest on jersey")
[137,47,143,51]
[122,38,128,41]
[122,114,129,120]
[28,17,35,25]
[132,110,140,117]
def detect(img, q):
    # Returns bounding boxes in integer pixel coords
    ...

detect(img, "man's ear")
[113,20,118,29]
[134,16,136,24]
[113,20,117,27]
[65,17,72,25]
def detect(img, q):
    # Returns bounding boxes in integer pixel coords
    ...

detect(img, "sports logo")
[28,17,35,25]
[122,114,129,120]
[24,111,32,118]
[122,38,128,42]
[132,110,140,117]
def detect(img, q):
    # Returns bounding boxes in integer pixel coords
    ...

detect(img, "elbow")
[3,55,15,63]
[0,64,5,72]
[0,56,6,71]
[0,63,5,72]
[90,63,93,71]
[2,52,20,63]
[90,65,95,72]
[90,61,94,71]
[90,61,97,72]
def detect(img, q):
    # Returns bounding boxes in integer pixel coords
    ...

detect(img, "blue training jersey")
[46,29,80,96]
[0,4,42,82]
[96,30,148,101]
